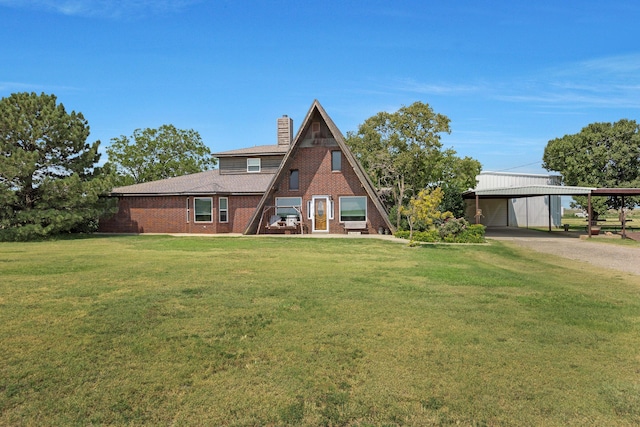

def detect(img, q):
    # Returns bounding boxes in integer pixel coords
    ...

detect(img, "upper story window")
[331,150,341,171]
[289,169,299,190]
[247,158,261,173]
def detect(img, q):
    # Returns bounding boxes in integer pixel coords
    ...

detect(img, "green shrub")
[395,222,485,243]
[394,229,440,242]
[451,224,485,243]
[438,217,469,240]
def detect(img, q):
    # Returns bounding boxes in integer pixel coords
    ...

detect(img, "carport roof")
[463,185,595,199]
[591,188,640,196]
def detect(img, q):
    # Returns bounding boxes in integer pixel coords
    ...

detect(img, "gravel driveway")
[486,227,640,276]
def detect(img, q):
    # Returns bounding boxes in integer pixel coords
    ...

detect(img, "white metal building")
[464,172,564,228]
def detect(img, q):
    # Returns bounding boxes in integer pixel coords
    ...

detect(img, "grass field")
[1,235,640,426]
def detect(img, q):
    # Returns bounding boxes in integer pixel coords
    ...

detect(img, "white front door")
[312,196,330,232]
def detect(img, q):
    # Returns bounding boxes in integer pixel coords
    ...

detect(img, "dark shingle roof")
[213,144,289,157]
[110,169,274,196]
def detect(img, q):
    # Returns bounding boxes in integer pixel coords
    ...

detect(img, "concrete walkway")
[486,227,640,276]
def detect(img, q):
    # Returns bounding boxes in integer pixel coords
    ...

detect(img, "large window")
[219,197,228,223]
[247,158,261,173]
[331,151,341,171]
[339,196,366,222]
[194,197,213,222]
[289,169,299,190]
[276,197,302,218]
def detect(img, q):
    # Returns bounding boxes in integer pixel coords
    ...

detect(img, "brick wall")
[267,145,388,234]
[99,194,262,234]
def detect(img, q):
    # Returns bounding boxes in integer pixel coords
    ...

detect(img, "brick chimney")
[277,115,293,146]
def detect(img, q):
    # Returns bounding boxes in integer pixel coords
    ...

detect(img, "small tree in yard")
[401,187,452,241]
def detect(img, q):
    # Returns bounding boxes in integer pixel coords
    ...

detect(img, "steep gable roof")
[244,100,394,234]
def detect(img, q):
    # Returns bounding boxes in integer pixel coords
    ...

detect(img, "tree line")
[2,91,638,240]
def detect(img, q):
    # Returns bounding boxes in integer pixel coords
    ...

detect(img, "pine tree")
[0,92,115,240]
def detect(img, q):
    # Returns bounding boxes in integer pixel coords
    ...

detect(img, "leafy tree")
[346,101,481,227]
[106,125,216,186]
[0,92,115,241]
[434,150,481,217]
[543,119,640,217]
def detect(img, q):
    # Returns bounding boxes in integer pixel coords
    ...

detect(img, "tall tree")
[431,149,481,217]
[0,92,115,240]
[106,125,216,186]
[346,101,480,227]
[543,119,640,216]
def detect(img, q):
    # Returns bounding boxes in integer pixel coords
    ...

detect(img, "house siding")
[219,156,283,174]
[99,195,262,234]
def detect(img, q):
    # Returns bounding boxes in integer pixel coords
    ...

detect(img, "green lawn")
[1,236,640,426]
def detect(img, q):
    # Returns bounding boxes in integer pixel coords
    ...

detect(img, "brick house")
[99,100,394,235]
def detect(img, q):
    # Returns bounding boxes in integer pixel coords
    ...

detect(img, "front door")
[312,196,329,232]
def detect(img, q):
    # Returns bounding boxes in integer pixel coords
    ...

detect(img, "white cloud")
[495,53,640,109]
[0,0,203,19]
[392,78,483,95]
[0,81,81,93]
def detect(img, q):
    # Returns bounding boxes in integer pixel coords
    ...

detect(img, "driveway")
[486,227,640,276]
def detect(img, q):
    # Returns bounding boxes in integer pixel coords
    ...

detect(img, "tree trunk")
[395,175,405,229]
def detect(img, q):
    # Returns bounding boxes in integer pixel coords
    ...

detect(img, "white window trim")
[339,196,367,223]
[247,158,261,173]
[194,197,213,223]
[219,197,229,223]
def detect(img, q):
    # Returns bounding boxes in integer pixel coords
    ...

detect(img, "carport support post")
[475,194,479,225]
[622,196,626,239]
[587,192,592,238]
[548,194,552,232]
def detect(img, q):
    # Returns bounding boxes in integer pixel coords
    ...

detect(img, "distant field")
[562,209,638,233]
[1,236,640,425]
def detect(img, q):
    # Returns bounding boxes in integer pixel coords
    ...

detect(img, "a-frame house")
[99,100,394,235]
[245,100,394,235]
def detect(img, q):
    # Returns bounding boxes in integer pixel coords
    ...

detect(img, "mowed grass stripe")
[1,236,639,425]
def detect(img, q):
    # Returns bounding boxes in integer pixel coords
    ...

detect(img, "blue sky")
[1,0,639,174]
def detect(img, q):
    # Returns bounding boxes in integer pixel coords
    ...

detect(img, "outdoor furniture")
[344,220,368,233]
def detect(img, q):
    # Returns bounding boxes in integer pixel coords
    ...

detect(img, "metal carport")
[463,186,640,238]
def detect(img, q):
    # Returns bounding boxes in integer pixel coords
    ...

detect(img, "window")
[219,197,228,223]
[331,150,341,171]
[312,121,321,138]
[289,170,299,190]
[247,158,261,173]
[276,197,302,218]
[339,196,366,222]
[194,197,213,222]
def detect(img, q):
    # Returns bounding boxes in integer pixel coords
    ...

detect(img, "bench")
[344,221,368,234]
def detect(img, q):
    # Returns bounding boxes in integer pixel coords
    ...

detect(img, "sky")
[1,0,639,175]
